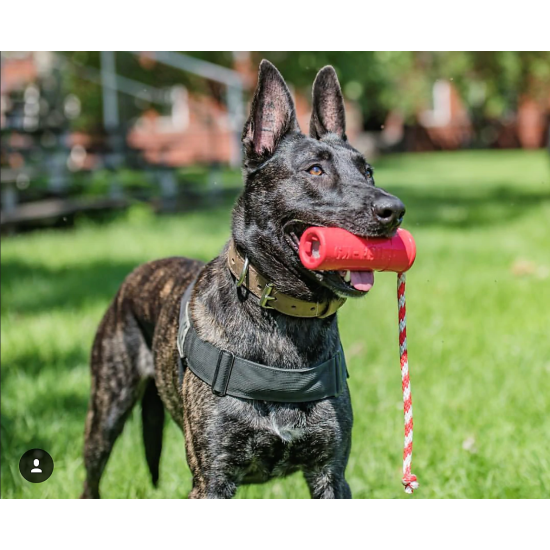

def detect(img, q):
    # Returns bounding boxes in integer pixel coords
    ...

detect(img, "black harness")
[177,274,348,403]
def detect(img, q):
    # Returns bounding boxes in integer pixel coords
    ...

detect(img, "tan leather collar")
[227,240,346,318]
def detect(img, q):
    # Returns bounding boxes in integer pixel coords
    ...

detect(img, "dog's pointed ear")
[309,66,347,140]
[242,60,300,164]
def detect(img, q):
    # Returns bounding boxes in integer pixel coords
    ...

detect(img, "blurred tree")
[256,51,426,127]
[257,51,550,129]
[58,51,234,132]
[56,51,550,135]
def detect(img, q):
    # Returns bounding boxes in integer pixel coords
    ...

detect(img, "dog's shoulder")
[121,256,204,294]
[113,256,204,329]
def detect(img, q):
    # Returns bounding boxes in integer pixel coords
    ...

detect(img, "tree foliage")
[257,51,550,124]
[58,52,550,132]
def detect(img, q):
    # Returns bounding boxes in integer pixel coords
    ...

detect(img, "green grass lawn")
[2,150,550,498]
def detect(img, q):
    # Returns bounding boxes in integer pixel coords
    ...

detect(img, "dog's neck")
[226,239,345,319]
[189,243,342,370]
[230,199,339,305]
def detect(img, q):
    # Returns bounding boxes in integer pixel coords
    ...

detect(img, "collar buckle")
[259,283,276,309]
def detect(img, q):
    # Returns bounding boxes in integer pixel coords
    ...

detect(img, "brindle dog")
[81,60,405,499]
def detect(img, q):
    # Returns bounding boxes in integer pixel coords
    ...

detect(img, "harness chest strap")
[177,275,348,403]
[227,240,346,318]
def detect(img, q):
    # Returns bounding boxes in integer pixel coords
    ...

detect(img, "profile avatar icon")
[31,459,42,473]
[19,449,54,483]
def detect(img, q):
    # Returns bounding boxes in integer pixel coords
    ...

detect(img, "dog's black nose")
[373,196,406,228]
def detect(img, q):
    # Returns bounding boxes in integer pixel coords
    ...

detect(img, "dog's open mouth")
[283,221,374,297]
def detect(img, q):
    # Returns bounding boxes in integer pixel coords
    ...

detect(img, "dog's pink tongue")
[350,270,375,292]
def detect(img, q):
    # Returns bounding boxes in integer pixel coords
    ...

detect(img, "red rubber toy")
[299,227,416,273]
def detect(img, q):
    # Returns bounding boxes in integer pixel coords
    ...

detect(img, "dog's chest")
[239,398,335,448]
[263,406,306,443]
[238,405,309,481]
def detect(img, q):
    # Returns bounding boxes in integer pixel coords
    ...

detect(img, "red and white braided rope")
[397,272,419,494]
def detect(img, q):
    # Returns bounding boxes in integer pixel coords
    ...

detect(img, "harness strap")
[177,277,348,402]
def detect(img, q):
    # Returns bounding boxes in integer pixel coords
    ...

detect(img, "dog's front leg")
[183,425,239,499]
[304,469,352,499]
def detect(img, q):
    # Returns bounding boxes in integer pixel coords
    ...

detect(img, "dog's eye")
[307,165,324,176]
[364,167,373,179]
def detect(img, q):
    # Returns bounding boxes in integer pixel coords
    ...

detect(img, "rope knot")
[402,473,419,494]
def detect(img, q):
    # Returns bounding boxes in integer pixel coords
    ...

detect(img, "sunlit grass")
[2,150,550,498]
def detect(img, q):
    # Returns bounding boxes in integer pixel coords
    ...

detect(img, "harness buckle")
[259,283,276,309]
[212,350,235,397]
